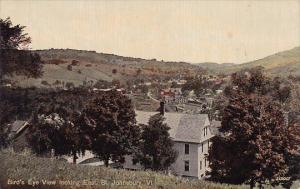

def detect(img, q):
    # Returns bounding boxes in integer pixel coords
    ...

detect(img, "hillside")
[10,49,203,88]
[0,150,244,189]
[200,47,300,76]
[8,47,300,87]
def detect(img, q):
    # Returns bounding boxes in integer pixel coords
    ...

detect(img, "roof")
[136,111,209,143]
[10,120,28,133]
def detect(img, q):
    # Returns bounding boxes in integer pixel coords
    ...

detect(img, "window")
[200,161,202,170]
[204,158,207,167]
[184,161,189,171]
[201,143,204,153]
[184,144,189,154]
[203,127,206,137]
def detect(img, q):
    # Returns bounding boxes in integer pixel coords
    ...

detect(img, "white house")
[123,106,215,179]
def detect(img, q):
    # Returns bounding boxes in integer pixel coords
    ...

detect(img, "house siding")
[171,142,199,177]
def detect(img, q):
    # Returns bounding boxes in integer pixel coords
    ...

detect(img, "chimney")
[160,101,165,115]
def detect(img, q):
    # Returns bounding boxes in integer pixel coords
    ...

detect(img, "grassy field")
[0,149,245,189]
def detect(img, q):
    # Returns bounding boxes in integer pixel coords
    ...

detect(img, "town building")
[123,103,215,179]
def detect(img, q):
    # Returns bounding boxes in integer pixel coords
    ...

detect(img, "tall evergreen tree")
[135,114,177,171]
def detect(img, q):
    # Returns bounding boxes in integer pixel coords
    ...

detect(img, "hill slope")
[8,47,300,87]
[200,47,300,76]
[11,49,204,87]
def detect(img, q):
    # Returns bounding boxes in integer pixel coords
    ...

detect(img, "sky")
[0,0,299,64]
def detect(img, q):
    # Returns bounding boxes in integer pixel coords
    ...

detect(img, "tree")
[181,77,213,97]
[136,68,142,76]
[0,17,43,81]
[26,89,93,162]
[0,17,31,49]
[67,64,72,71]
[112,69,117,74]
[208,72,300,188]
[27,112,89,163]
[81,91,140,166]
[134,114,177,171]
[0,18,43,149]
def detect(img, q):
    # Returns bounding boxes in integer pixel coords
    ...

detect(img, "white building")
[123,109,215,179]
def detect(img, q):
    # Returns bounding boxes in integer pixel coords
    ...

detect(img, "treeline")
[0,87,177,171]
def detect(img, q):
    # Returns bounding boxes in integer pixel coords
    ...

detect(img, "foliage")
[0,49,43,80]
[94,80,111,89]
[67,64,72,71]
[208,68,300,188]
[112,68,117,74]
[26,89,93,162]
[134,114,177,171]
[0,17,31,49]
[79,91,140,166]
[229,67,292,104]
[0,19,43,148]
[181,77,217,97]
[65,82,74,89]
[41,80,50,86]
[215,67,295,119]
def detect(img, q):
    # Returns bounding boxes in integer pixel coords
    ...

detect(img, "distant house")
[169,88,182,96]
[123,104,215,179]
[8,120,30,151]
[8,120,29,140]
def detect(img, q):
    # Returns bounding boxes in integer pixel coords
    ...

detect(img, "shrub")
[67,65,72,71]
[112,69,117,74]
[41,80,50,86]
[71,60,79,66]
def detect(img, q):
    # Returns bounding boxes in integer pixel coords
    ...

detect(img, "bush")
[41,80,50,86]
[112,69,117,74]
[71,60,79,66]
[67,65,72,71]
[53,80,61,85]
[65,82,74,89]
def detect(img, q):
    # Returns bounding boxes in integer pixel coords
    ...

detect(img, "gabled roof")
[10,120,28,134]
[136,111,209,143]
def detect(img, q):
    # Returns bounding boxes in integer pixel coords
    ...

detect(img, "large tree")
[0,17,31,49]
[80,91,140,166]
[208,68,300,188]
[134,114,177,171]
[0,17,42,80]
[0,18,43,148]
[26,89,93,163]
